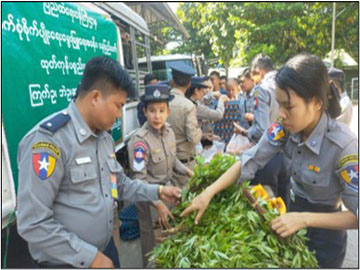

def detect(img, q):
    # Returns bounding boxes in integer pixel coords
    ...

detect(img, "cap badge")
[153,89,161,97]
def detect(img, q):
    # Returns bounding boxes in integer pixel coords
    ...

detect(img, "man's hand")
[180,190,212,225]
[233,122,248,136]
[156,201,175,229]
[90,251,114,268]
[212,91,221,99]
[159,186,182,205]
[244,113,254,122]
[186,168,194,178]
[271,212,307,238]
[203,133,221,141]
[219,95,229,103]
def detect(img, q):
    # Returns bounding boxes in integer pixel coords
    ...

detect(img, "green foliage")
[150,154,319,268]
[169,2,358,68]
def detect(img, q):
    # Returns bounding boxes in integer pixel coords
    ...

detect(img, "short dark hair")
[275,54,341,119]
[77,56,135,98]
[220,75,227,81]
[144,74,157,85]
[251,53,273,72]
[238,68,251,79]
[209,70,220,78]
[228,78,239,85]
[172,70,191,87]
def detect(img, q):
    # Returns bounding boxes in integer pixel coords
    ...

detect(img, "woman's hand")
[156,201,175,229]
[244,113,254,122]
[181,189,213,224]
[271,212,307,237]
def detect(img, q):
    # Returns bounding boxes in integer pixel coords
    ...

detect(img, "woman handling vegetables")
[181,54,358,268]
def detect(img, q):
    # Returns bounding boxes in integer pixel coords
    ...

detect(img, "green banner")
[2,2,121,191]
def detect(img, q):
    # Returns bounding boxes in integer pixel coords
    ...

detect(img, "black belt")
[292,195,341,213]
[179,157,195,163]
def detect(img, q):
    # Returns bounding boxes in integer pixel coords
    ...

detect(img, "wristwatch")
[158,185,164,197]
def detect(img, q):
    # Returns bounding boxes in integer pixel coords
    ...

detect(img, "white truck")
[1,2,152,265]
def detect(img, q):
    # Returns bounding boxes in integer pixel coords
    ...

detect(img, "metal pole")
[330,2,336,68]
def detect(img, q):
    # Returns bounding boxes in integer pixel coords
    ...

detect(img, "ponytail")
[327,82,342,118]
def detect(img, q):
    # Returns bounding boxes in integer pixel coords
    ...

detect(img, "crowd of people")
[15,52,357,269]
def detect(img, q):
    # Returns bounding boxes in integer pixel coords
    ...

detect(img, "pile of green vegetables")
[150,154,318,268]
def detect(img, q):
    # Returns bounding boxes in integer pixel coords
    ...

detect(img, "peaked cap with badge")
[140,83,174,102]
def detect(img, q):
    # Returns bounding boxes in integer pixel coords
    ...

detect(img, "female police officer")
[128,84,192,267]
[181,54,358,268]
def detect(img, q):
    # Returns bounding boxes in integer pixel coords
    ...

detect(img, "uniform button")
[105,194,108,198]
[46,122,52,127]
[80,262,84,266]
[312,180,316,184]
[294,172,297,176]
[79,128,87,136]
[62,111,68,115]
[297,151,301,154]
[311,140,317,146]
[101,167,104,171]
[109,220,112,224]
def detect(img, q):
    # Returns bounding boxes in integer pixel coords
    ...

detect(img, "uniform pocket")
[300,169,332,201]
[106,159,122,173]
[68,163,98,205]
[70,164,97,183]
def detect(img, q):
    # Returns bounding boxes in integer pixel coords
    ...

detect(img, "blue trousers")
[103,237,120,268]
[290,195,347,268]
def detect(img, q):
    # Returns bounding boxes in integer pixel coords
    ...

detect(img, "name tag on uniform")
[75,157,91,165]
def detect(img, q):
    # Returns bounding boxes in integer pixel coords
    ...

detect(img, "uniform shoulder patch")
[32,152,57,180]
[253,97,259,110]
[338,154,358,192]
[133,142,148,171]
[267,122,286,145]
[40,112,70,134]
[32,141,61,158]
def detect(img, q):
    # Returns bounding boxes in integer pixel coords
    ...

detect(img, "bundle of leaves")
[150,154,318,268]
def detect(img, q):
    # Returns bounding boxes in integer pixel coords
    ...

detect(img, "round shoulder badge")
[268,122,285,144]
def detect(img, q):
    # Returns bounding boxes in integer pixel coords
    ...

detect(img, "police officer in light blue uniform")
[183,54,358,268]
[235,56,289,205]
[238,53,279,142]
[237,68,255,129]
[16,56,181,268]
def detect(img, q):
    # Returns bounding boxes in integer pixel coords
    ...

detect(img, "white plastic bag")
[202,141,226,163]
[226,134,252,155]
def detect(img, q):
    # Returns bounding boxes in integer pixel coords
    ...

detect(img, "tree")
[171,2,358,69]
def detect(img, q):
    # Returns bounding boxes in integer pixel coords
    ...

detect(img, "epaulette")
[136,125,149,137]
[325,119,356,149]
[40,112,71,134]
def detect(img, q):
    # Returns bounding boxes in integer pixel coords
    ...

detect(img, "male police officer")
[167,62,202,188]
[328,67,353,126]
[234,54,289,206]
[235,53,279,141]
[16,56,181,268]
